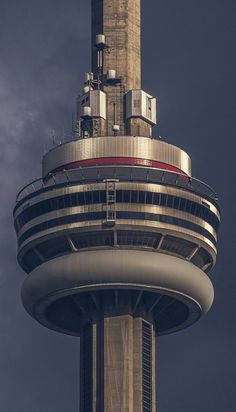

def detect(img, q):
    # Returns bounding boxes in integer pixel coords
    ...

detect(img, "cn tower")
[14,1,220,411]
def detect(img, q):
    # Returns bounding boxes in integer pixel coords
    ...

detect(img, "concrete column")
[104,315,134,411]
[103,315,156,412]
[90,0,152,137]
[92,0,141,89]
[80,314,156,412]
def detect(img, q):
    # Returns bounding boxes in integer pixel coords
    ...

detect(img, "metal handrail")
[16,165,218,203]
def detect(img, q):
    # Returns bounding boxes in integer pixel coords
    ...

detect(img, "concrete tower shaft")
[91,0,141,89]
[79,0,155,138]
[80,315,156,412]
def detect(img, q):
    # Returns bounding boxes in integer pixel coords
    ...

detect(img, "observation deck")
[14,136,220,336]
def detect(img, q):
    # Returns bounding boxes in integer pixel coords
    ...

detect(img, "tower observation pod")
[14,1,220,411]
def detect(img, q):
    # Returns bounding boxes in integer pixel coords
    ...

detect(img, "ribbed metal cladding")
[42,137,192,177]
[142,321,152,412]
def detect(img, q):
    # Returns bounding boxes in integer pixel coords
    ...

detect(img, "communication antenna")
[72,112,75,133]
[52,129,56,145]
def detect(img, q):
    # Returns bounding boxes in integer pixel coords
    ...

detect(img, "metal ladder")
[104,179,118,225]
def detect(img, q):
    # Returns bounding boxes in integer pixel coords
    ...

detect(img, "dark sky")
[0,0,235,410]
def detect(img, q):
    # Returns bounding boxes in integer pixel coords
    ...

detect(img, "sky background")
[0,0,235,410]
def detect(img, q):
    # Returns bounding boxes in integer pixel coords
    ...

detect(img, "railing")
[16,165,218,203]
[43,133,79,154]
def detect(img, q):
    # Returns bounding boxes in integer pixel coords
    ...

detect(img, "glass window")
[131,190,138,203]
[16,190,220,236]
[150,192,157,205]
[191,247,212,269]
[123,190,131,203]
[21,249,42,273]
[85,191,92,205]
[161,235,197,258]
[71,231,114,249]
[166,195,174,208]
[92,191,100,204]
[179,198,187,211]
[37,236,71,260]
[146,192,153,205]
[116,190,123,202]
[173,196,180,209]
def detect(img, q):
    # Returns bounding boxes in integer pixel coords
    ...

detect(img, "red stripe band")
[53,157,188,175]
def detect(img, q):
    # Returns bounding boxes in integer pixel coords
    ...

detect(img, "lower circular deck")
[21,249,214,336]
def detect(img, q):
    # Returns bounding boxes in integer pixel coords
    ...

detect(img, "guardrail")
[16,165,218,203]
